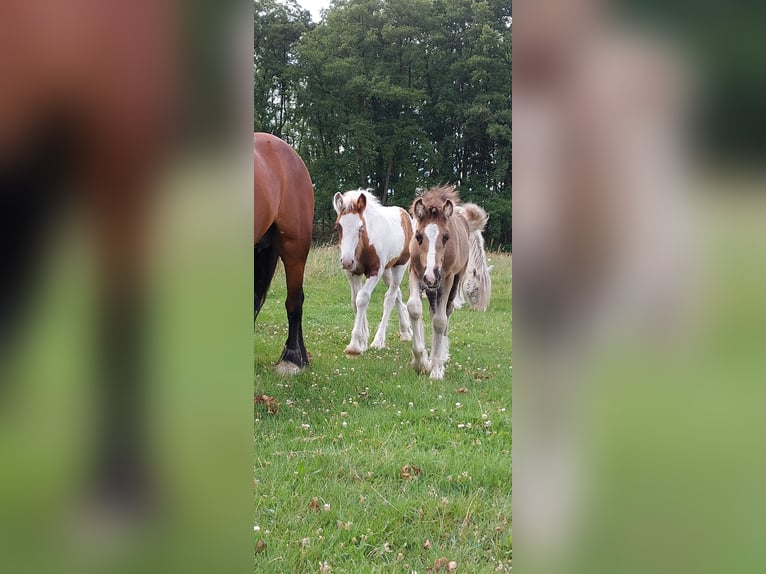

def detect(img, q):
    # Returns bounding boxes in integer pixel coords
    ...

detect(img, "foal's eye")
[442,233,450,244]
[415,233,423,245]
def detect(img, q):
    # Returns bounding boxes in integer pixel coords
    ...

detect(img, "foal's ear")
[356,193,367,212]
[443,200,454,219]
[413,198,426,220]
[333,192,344,214]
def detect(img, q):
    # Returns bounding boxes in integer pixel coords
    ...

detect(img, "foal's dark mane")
[412,185,461,219]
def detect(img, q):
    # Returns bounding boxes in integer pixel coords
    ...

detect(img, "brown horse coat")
[254,132,315,373]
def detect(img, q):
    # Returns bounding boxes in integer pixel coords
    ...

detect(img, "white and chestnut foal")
[334,189,413,355]
[407,186,487,379]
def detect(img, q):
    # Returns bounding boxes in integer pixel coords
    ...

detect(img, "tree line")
[254,0,511,250]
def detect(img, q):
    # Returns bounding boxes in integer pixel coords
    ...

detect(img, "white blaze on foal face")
[338,213,363,269]
[423,223,441,286]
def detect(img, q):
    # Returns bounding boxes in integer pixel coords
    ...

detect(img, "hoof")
[429,365,445,380]
[345,346,363,356]
[411,357,431,374]
[400,331,413,342]
[275,361,303,376]
[371,338,386,349]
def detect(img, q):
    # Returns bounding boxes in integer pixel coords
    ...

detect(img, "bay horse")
[254,132,314,375]
[333,189,412,355]
[0,1,178,514]
[407,186,487,379]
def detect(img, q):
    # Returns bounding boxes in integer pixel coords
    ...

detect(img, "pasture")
[254,245,512,572]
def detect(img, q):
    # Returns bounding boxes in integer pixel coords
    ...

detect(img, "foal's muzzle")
[424,268,441,288]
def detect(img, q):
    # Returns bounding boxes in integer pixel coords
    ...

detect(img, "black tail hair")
[254,224,279,321]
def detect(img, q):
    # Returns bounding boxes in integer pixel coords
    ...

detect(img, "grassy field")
[254,245,512,573]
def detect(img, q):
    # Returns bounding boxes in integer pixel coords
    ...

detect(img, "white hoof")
[429,365,445,380]
[275,361,302,376]
[371,337,386,349]
[345,344,365,356]
[411,356,431,374]
[400,329,413,342]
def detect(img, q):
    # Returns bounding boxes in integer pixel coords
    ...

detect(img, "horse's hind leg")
[371,269,395,349]
[372,264,410,346]
[276,245,310,375]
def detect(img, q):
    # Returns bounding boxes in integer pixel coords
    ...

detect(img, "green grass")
[254,246,512,572]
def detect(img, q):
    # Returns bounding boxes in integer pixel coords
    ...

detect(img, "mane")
[464,229,492,310]
[412,185,461,217]
[339,188,383,212]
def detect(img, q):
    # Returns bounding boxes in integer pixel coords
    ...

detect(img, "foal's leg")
[372,268,408,349]
[345,270,362,314]
[392,264,412,341]
[430,274,456,380]
[346,273,380,355]
[406,269,429,373]
[440,272,462,363]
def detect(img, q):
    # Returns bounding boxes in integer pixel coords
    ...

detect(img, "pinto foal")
[407,186,487,379]
[333,189,413,355]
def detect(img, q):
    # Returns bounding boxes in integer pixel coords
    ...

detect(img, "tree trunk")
[382,157,393,205]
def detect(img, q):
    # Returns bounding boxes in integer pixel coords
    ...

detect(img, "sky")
[291,0,332,22]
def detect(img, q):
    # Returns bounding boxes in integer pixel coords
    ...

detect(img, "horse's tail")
[457,203,488,234]
[254,225,279,321]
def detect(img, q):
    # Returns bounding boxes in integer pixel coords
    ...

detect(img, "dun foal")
[334,189,413,355]
[408,186,487,379]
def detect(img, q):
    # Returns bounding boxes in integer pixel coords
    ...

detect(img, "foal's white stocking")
[406,269,430,373]
[346,273,380,355]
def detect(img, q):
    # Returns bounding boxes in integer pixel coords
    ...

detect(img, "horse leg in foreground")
[406,269,430,373]
[346,273,380,355]
[427,277,456,380]
[371,265,411,348]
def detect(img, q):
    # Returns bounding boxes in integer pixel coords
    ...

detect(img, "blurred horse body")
[0,0,179,513]
[254,132,314,375]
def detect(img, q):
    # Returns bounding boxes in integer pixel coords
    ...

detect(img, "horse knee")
[433,314,447,335]
[407,298,421,320]
[356,290,371,309]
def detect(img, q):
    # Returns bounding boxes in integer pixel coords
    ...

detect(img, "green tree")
[254,0,512,249]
